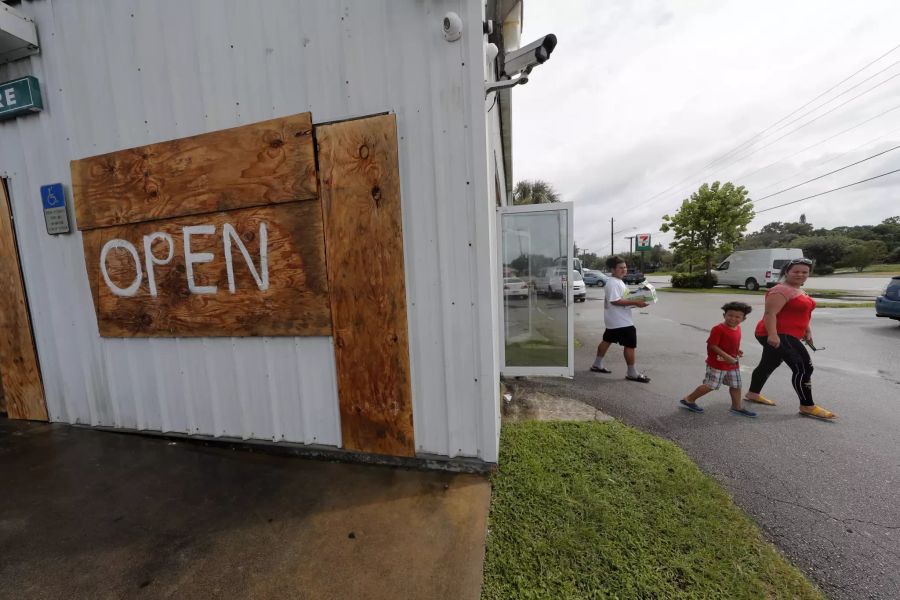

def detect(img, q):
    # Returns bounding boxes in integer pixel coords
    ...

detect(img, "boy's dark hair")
[721,301,752,316]
[606,255,625,270]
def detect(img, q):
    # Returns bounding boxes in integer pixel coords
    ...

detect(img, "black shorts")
[603,325,637,348]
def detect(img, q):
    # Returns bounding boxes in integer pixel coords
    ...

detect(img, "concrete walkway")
[0,421,491,599]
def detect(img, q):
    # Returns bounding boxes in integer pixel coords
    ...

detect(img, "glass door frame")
[497,202,574,378]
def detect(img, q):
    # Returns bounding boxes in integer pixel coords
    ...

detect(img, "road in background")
[646,274,890,294]
[522,286,900,599]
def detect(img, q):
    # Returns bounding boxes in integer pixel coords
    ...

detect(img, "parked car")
[583,270,608,287]
[503,277,529,300]
[622,268,645,285]
[541,267,586,302]
[712,248,804,290]
[875,276,900,321]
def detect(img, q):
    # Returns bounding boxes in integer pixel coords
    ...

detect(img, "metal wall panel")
[0,0,500,461]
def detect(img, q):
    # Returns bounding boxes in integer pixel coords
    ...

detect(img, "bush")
[812,263,834,275]
[674,262,705,273]
[671,272,718,288]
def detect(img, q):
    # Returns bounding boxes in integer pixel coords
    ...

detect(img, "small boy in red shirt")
[679,301,756,417]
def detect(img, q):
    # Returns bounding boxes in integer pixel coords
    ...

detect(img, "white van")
[713,248,805,290]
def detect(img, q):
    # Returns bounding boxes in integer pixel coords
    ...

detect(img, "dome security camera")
[443,12,462,42]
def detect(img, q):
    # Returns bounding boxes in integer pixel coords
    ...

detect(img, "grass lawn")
[482,421,823,600]
[830,263,900,275]
[658,287,859,299]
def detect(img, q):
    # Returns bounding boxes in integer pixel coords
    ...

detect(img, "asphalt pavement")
[519,284,900,599]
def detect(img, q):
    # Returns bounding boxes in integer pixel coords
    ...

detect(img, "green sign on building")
[0,76,43,121]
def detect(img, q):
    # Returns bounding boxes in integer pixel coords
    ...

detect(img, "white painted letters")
[183,225,218,295]
[143,232,174,297]
[3,88,15,107]
[100,239,143,297]
[223,223,269,293]
[99,223,270,297]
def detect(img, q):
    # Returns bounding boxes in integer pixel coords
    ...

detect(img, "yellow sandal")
[799,405,837,421]
[745,394,776,406]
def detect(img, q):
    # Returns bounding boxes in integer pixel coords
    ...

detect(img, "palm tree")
[513,180,560,205]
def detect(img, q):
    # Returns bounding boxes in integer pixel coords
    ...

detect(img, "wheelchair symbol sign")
[40,183,71,234]
[41,183,66,210]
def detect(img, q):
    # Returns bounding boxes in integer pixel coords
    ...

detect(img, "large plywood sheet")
[0,181,47,421]
[317,114,414,457]
[71,113,317,230]
[82,201,331,337]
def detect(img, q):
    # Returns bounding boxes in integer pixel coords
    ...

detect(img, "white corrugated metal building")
[0,0,538,466]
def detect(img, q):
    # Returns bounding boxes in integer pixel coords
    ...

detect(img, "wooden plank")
[81,201,331,337]
[317,114,414,457]
[0,181,48,421]
[71,113,318,230]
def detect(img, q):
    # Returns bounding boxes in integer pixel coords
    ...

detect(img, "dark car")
[875,276,900,321]
[622,268,646,285]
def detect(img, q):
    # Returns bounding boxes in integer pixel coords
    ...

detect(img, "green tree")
[513,180,560,205]
[738,220,813,250]
[793,236,853,271]
[844,240,888,272]
[660,182,754,275]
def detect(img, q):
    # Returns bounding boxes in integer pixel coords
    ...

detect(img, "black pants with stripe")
[749,334,814,406]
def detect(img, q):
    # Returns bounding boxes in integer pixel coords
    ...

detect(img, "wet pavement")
[0,421,491,599]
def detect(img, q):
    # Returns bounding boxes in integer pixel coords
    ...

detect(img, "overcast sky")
[513,0,900,255]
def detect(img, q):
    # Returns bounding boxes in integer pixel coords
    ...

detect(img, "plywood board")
[317,114,414,457]
[82,201,331,337]
[0,181,47,421]
[71,113,317,230]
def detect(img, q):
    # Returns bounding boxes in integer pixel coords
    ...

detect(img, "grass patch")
[659,287,863,299]
[831,263,900,275]
[482,421,823,600]
[814,302,874,308]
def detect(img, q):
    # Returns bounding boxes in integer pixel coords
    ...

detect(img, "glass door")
[498,202,574,377]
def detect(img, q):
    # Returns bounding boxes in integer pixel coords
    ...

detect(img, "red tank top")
[754,285,815,339]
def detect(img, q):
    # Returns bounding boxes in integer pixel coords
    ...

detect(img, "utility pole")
[625,235,636,258]
[610,218,614,256]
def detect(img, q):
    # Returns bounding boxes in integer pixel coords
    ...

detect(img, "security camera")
[501,34,557,78]
[443,12,462,42]
[485,34,557,96]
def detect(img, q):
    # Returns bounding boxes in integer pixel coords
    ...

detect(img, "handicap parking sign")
[40,183,71,235]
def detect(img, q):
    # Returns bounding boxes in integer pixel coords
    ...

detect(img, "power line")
[701,43,900,172]
[753,144,900,205]
[731,101,900,184]
[735,57,900,154]
[714,69,900,172]
[754,122,900,193]
[755,167,900,214]
[628,42,900,211]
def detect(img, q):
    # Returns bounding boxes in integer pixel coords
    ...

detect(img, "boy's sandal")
[679,399,704,413]
[745,394,776,406]
[798,406,837,421]
[626,374,651,383]
[730,407,757,418]
[590,366,612,373]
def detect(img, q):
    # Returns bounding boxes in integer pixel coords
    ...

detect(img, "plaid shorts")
[702,365,742,390]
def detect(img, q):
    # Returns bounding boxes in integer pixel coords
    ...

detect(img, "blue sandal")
[679,399,704,413]
[730,407,757,418]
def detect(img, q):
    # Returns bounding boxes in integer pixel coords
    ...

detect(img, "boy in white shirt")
[590,256,651,382]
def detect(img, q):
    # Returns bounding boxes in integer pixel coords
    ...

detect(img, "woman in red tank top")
[744,259,836,420]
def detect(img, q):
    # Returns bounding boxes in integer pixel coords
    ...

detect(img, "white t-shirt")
[604,277,634,329]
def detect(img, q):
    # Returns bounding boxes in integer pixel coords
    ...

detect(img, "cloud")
[513,0,900,252]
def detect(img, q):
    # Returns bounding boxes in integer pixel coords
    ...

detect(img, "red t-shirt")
[707,323,741,371]
[753,285,816,339]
